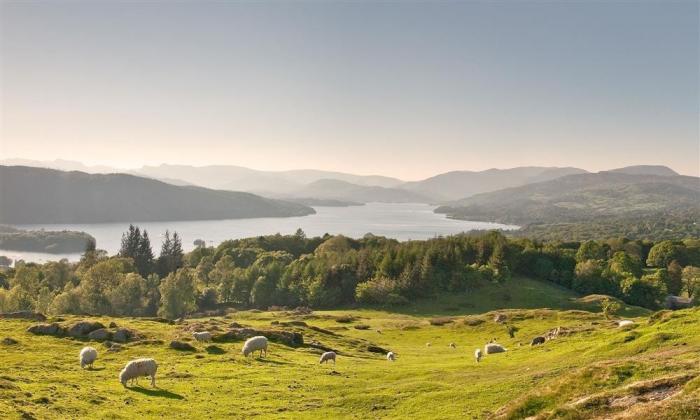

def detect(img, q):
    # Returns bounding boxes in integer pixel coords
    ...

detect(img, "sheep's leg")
[151,375,156,388]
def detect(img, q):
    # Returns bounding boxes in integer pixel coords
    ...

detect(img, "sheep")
[484,343,506,354]
[79,346,98,369]
[387,351,396,361]
[242,336,268,358]
[319,351,336,364]
[618,320,635,329]
[474,348,482,363]
[530,336,545,346]
[119,358,158,388]
[426,342,431,347]
[192,331,212,342]
[449,342,456,349]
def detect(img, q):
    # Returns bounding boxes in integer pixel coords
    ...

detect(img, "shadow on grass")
[205,345,225,354]
[86,367,106,371]
[128,386,184,400]
[253,358,291,365]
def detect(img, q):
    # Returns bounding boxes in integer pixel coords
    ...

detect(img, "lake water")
[1,203,518,264]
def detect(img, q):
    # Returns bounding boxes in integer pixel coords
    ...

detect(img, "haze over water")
[1,203,517,264]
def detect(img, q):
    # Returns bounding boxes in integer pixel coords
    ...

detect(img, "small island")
[0,225,95,254]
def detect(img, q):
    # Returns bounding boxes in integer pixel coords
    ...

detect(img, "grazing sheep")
[242,336,268,358]
[530,336,545,346]
[79,346,98,369]
[474,348,482,363]
[484,343,506,354]
[387,351,396,361]
[319,351,336,364]
[192,331,212,342]
[119,358,158,387]
[449,342,456,349]
[618,320,635,329]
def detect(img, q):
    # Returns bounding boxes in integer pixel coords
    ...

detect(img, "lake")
[1,203,518,264]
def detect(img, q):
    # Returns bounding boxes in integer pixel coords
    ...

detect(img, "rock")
[27,323,65,336]
[107,343,122,352]
[665,295,694,310]
[494,314,507,324]
[0,311,46,321]
[68,321,105,338]
[354,324,371,330]
[367,345,389,354]
[109,321,118,328]
[2,337,18,345]
[170,340,196,351]
[87,328,112,341]
[112,328,137,343]
[213,328,303,347]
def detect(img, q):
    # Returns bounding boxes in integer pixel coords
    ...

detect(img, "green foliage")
[158,268,197,319]
[621,274,667,309]
[646,240,683,268]
[600,297,621,319]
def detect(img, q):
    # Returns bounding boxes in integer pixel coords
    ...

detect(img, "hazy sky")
[1,1,698,179]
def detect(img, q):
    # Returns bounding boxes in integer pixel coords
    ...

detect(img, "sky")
[1,1,698,180]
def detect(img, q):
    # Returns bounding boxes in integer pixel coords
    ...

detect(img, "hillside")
[401,167,588,201]
[3,296,699,419]
[607,165,679,176]
[436,172,700,239]
[291,179,433,203]
[0,226,95,253]
[0,166,315,224]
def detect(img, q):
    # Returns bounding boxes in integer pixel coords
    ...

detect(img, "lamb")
[79,346,98,369]
[119,358,158,387]
[192,331,212,342]
[474,348,482,363]
[387,351,396,361]
[530,336,545,346]
[242,335,268,358]
[449,342,456,349]
[319,351,336,364]
[484,343,506,354]
[618,320,635,329]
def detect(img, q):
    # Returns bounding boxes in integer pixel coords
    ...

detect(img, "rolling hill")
[400,166,589,201]
[290,179,433,203]
[0,166,315,224]
[435,172,700,239]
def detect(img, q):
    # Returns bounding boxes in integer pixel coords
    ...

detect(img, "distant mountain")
[0,166,315,224]
[436,172,700,225]
[0,158,119,174]
[135,164,404,193]
[292,179,432,203]
[286,198,364,207]
[401,167,588,201]
[606,165,679,176]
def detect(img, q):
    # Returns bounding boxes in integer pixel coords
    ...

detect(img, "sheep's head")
[242,348,250,357]
[119,369,127,386]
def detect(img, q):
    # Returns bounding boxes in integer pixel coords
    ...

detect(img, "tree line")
[1,228,699,319]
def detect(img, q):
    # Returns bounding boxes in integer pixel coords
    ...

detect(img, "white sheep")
[242,336,268,358]
[449,342,456,349]
[319,351,336,364]
[474,348,482,363]
[618,320,635,329]
[79,346,98,369]
[119,358,158,388]
[193,331,212,342]
[387,351,396,361]
[484,343,507,354]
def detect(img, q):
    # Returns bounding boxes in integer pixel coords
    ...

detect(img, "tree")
[158,268,197,319]
[666,260,683,296]
[646,241,682,268]
[576,241,608,263]
[119,225,154,276]
[621,275,667,309]
[157,230,184,277]
[682,266,700,299]
[600,297,621,319]
[109,273,148,316]
[608,251,642,278]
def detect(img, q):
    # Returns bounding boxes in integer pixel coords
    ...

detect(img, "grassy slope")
[1,278,698,420]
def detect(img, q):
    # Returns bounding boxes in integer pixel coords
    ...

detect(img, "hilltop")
[0,166,315,224]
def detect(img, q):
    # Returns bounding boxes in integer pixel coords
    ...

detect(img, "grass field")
[1,277,698,419]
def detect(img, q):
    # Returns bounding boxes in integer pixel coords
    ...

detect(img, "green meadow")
[1,277,698,419]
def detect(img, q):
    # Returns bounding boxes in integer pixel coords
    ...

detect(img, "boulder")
[87,328,112,341]
[27,323,65,336]
[67,321,105,338]
[108,321,118,328]
[112,328,137,343]
[665,295,694,310]
[213,328,303,347]
[170,340,196,351]
[1,337,18,345]
[0,311,46,321]
[494,314,507,324]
